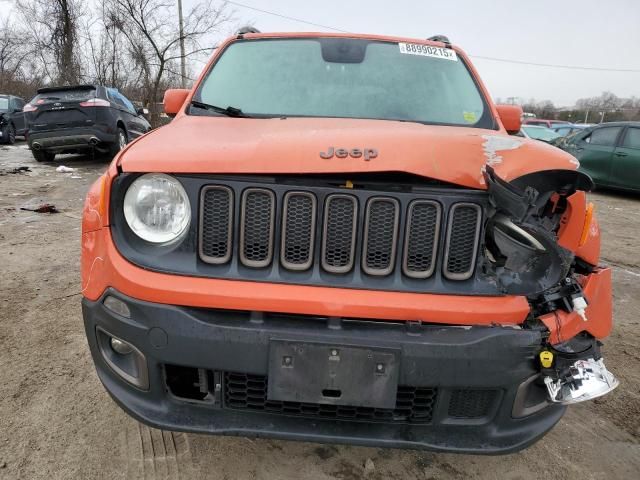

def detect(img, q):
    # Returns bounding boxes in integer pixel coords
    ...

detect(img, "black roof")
[592,121,640,127]
[36,84,98,94]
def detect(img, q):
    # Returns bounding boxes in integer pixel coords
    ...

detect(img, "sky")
[209,0,640,106]
[3,0,639,106]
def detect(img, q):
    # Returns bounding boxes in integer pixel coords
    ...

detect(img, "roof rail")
[426,35,451,46]
[236,26,261,35]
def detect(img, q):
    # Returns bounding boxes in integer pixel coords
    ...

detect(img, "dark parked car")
[552,124,588,137]
[0,94,27,144]
[561,122,640,193]
[24,85,151,162]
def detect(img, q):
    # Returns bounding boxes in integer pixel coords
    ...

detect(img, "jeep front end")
[81,32,617,454]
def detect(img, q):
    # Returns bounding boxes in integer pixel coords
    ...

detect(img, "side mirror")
[496,104,523,134]
[163,89,190,117]
[14,108,22,114]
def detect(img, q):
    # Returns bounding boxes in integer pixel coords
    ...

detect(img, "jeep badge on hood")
[320,147,378,160]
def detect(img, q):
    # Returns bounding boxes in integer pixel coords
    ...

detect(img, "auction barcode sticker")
[398,43,458,61]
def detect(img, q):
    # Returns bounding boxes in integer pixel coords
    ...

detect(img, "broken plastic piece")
[572,296,588,322]
[544,357,618,404]
[56,165,75,173]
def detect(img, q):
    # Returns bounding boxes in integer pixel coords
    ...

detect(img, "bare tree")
[0,19,28,89]
[105,0,231,124]
[16,0,85,85]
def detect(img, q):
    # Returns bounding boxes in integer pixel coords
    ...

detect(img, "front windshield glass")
[194,38,492,128]
[0,97,8,111]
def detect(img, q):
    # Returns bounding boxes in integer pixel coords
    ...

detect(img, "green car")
[562,122,640,193]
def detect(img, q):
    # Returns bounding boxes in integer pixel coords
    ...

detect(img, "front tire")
[32,149,56,162]
[109,127,128,158]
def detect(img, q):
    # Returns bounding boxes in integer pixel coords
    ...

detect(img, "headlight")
[123,173,191,244]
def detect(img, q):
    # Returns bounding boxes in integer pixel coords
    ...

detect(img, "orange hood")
[119,116,579,189]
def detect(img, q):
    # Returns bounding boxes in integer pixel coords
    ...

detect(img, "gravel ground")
[0,141,639,479]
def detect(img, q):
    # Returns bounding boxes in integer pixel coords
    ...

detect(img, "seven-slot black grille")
[199,182,485,285]
[224,372,438,423]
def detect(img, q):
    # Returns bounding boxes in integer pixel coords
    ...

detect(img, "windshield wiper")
[190,100,250,118]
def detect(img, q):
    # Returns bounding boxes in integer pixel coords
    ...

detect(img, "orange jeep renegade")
[81,32,618,453]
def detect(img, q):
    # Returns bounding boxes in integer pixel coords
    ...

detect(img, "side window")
[621,128,640,150]
[118,93,137,115]
[15,98,25,110]
[585,127,622,147]
[106,88,121,106]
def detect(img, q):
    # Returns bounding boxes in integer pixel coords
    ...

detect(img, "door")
[611,127,640,192]
[119,92,148,138]
[107,89,145,139]
[10,97,26,134]
[569,126,623,187]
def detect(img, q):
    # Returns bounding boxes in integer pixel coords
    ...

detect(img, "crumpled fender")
[540,268,612,344]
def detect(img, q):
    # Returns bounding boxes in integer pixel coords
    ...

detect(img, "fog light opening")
[96,328,149,390]
[103,295,131,318]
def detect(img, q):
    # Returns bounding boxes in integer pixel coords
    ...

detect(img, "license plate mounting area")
[267,340,400,409]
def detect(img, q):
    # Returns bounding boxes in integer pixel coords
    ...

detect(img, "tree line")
[499,92,640,123]
[0,0,233,126]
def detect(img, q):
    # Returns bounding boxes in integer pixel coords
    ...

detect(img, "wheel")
[2,123,16,144]
[32,149,56,162]
[109,127,128,157]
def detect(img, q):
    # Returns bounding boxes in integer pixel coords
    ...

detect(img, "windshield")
[32,88,95,104]
[194,38,493,128]
[0,97,8,111]
[523,126,562,141]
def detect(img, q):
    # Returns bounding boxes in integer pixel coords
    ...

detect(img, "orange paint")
[540,268,612,344]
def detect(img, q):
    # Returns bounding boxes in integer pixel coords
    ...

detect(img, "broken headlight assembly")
[539,336,618,404]
[482,166,593,295]
[482,167,619,404]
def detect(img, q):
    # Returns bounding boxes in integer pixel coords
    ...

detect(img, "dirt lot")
[0,141,639,479]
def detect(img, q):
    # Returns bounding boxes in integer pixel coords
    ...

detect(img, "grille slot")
[443,203,482,280]
[321,194,358,274]
[362,197,400,276]
[448,389,498,419]
[199,186,233,264]
[402,200,441,278]
[240,188,275,268]
[224,372,437,424]
[281,192,317,271]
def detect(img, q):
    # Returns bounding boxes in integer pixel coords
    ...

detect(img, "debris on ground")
[56,165,75,173]
[20,203,59,214]
[0,166,31,175]
[363,458,375,476]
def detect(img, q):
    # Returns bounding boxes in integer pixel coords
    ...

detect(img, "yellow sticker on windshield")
[463,111,477,123]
